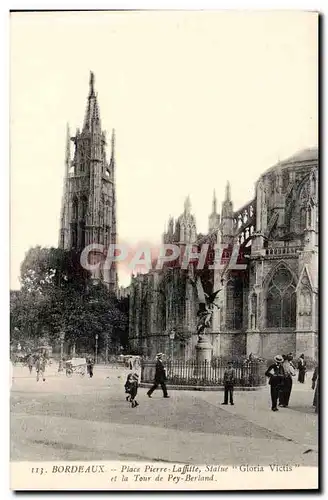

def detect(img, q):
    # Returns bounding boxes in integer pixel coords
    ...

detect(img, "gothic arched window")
[310,171,317,199]
[71,223,78,248]
[266,266,296,328]
[300,208,307,231]
[72,198,78,220]
[226,276,243,330]
[81,196,88,219]
[298,178,311,233]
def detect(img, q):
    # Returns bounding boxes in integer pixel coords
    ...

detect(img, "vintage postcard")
[10,10,319,491]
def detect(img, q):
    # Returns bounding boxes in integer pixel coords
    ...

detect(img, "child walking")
[124,373,139,407]
[124,373,134,402]
[222,361,235,405]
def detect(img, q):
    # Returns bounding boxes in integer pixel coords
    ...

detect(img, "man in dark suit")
[265,355,284,411]
[147,353,170,398]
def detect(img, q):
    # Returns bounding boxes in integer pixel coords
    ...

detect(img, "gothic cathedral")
[129,148,318,361]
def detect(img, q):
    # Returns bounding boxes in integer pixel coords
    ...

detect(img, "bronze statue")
[193,277,222,340]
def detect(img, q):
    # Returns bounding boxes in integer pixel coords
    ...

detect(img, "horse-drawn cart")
[65,358,86,377]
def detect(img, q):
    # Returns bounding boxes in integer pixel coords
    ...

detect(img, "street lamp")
[58,332,65,372]
[95,334,99,364]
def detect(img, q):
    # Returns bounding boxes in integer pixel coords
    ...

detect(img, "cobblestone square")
[11,364,318,467]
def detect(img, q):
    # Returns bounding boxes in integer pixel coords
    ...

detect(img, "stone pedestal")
[194,335,213,381]
[195,335,213,363]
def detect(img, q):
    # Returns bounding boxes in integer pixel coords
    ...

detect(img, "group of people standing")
[265,353,318,412]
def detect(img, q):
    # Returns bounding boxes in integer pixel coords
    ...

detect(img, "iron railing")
[141,359,267,387]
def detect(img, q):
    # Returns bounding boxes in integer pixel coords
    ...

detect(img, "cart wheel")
[79,370,85,377]
[66,369,73,377]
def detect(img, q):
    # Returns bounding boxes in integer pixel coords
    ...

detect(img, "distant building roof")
[280,147,318,164]
[264,147,318,175]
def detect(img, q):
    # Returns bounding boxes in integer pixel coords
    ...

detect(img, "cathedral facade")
[59,72,118,293]
[128,148,318,361]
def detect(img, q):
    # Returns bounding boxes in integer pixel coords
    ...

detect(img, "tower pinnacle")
[212,189,217,213]
[208,189,220,232]
[221,181,234,242]
[65,123,71,173]
[184,195,191,213]
[83,71,101,132]
[89,71,95,97]
[225,181,231,201]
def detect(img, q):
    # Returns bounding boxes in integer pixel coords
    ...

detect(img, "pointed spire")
[208,190,220,232]
[65,123,71,173]
[221,180,233,220]
[89,71,95,97]
[83,71,101,132]
[212,189,217,213]
[184,195,191,213]
[225,181,231,201]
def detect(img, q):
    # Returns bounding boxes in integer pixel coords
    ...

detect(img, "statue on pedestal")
[193,277,222,341]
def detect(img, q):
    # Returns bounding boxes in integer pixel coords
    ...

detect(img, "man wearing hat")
[265,355,285,411]
[147,353,170,398]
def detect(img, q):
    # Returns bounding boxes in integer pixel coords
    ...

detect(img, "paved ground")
[10,364,318,466]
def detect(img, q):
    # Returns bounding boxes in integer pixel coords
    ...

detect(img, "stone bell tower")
[59,72,118,293]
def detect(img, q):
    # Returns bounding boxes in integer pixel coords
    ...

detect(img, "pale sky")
[10,10,318,289]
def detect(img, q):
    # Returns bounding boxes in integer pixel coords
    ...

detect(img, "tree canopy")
[11,247,129,355]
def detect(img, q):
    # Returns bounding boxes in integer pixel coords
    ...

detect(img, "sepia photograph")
[9,9,318,490]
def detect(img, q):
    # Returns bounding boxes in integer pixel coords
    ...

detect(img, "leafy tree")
[11,246,128,355]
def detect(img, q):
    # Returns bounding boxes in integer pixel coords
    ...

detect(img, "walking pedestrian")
[27,353,34,374]
[222,361,235,405]
[265,355,284,411]
[147,353,169,398]
[279,354,295,407]
[86,357,94,378]
[297,354,307,383]
[35,354,46,382]
[129,373,139,408]
[312,365,318,414]
[125,373,134,402]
